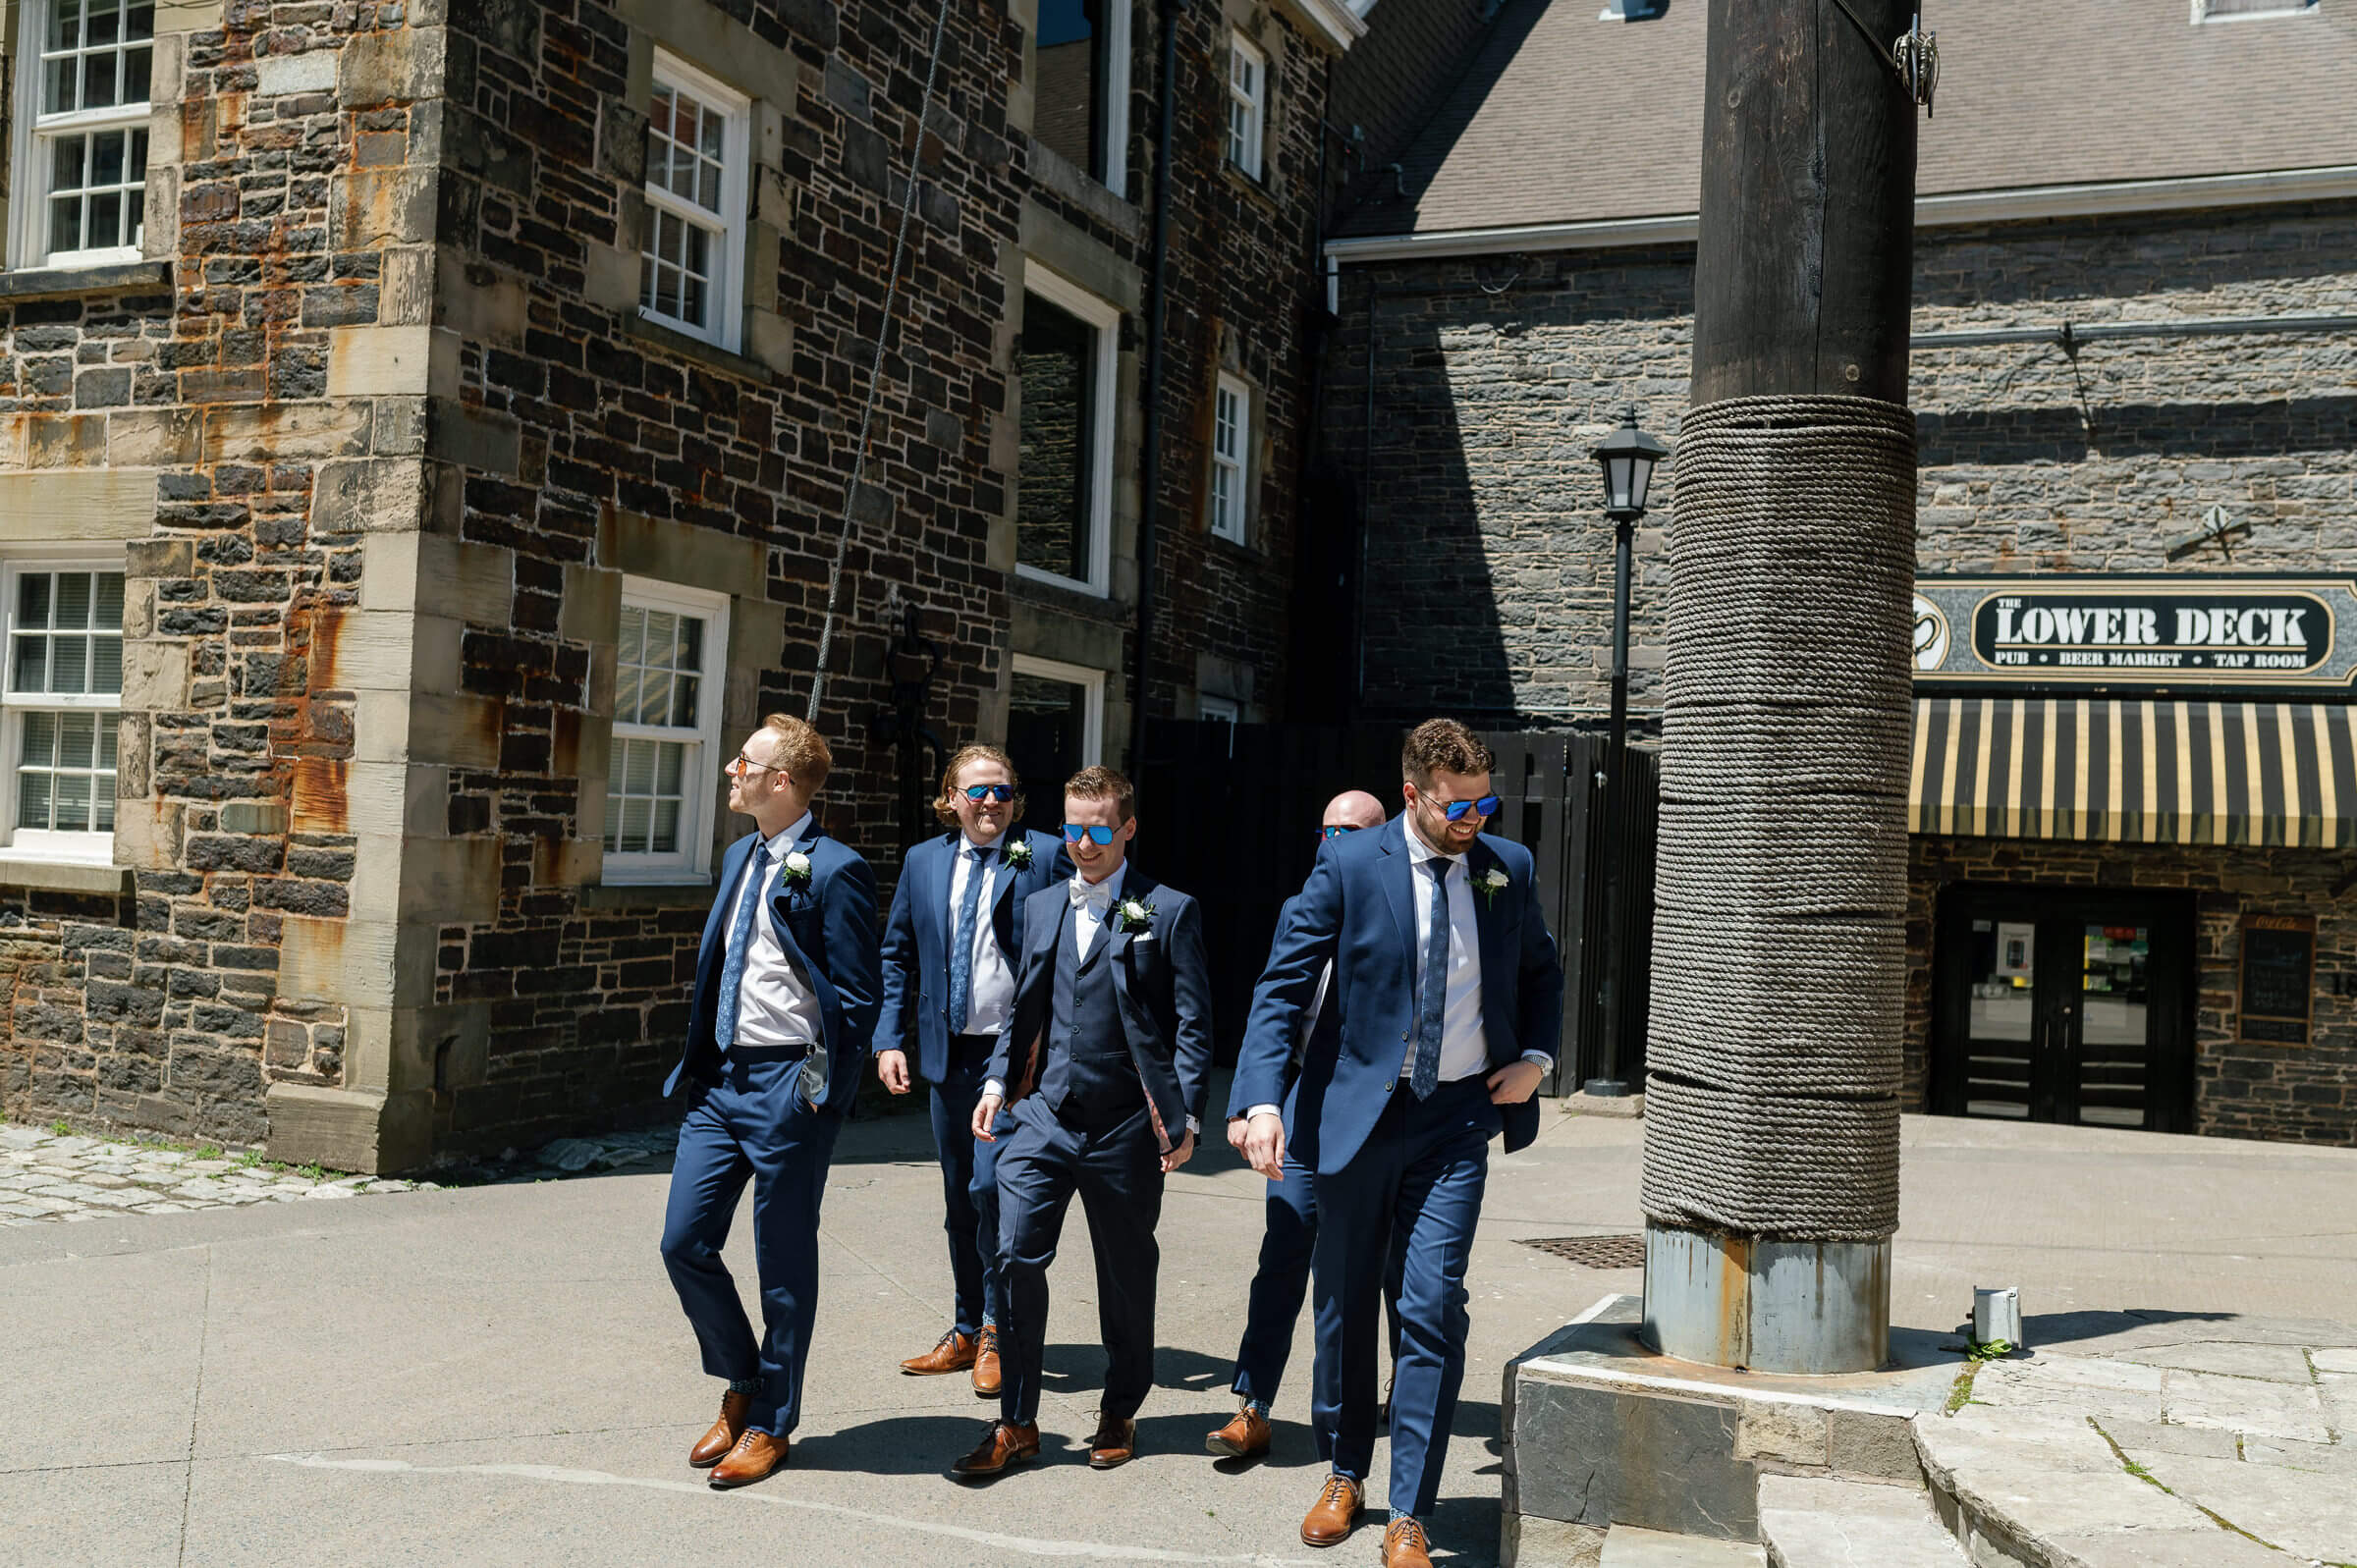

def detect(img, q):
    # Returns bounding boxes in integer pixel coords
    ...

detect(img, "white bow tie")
[1070,879,1114,913]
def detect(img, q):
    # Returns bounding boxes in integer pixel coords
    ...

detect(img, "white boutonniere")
[1004,839,1034,870]
[1116,897,1156,934]
[781,849,813,886]
[1474,867,1509,906]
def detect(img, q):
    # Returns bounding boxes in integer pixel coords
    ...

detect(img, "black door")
[1931,885,2196,1133]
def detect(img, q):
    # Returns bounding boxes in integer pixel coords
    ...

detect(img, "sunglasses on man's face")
[1317,824,1363,840]
[963,784,1015,802]
[1437,794,1504,822]
[1063,823,1119,845]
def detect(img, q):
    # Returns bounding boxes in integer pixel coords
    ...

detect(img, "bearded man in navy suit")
[1233,719,1562,1568]
[875,744,1070,1396]
[657,714,880,1489]
[950,766,1214,1479]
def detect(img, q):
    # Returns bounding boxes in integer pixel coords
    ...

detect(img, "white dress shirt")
[948,832,1016,1036]
[726,812,824,1050]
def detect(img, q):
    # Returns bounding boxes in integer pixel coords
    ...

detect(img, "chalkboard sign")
[2240,915,2316,1045]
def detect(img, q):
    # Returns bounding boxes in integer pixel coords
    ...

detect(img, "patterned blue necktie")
[1411,856,1454,1100]
[947,844,994,1034]
[713,843,769,1053]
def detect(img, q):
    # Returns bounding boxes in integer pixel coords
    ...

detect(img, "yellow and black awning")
[1908,696,2357,846]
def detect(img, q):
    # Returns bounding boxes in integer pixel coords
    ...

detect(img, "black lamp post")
[1584,406,1670,1098]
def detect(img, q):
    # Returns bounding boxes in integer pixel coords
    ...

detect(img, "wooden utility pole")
[1638,0,1928,1374]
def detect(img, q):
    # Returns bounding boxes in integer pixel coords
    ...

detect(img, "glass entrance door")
[1933,888,2193,1133]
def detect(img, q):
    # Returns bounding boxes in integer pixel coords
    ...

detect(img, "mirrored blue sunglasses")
[1441,794,1504,822]
[963,784,1015,802]
[1063,823,1119,845]
[1317,824,1363,840]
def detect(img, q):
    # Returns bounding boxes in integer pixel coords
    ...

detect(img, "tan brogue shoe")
[1086,1412,1136,1469]
[902,1327,979,1376]
[1380,1517,1433,1568]
[950,1420,1041,1478]
[1300,1473,1363,1547]
[1205,1402,1271,1460]
[687,1389,751,1469]
[707,1428,789,1489]
[971,1325,1003,1398]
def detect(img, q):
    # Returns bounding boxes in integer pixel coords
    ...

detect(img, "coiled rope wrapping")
[1639,395,1917,1243]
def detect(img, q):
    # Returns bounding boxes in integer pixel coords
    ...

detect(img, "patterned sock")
[1389,1509,1416,1525]
[727,1377,761,1394]
[1244,1398,1269,1417]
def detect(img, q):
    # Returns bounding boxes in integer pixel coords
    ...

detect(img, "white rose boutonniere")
[781,849,814,886]
[1004,839,1034,870]
[1116,897,1156,934]
[1474,867,1509,907]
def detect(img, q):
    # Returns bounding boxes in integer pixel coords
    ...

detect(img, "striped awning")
[1908,697,2357,846]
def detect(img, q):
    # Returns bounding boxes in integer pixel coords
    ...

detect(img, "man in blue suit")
[657,714,880,1490]
[1233,719,1562,1568]
[950,766,1214,1479]
[875,744,1069,1396]
[1207,788,1395,1464]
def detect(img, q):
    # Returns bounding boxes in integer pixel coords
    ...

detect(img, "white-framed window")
[1031,0,1131,193]
[1015,267,1120,596]
[2192,0,2315,18]
[602,579,729,883]
[1008,656,1106,821]
[640,52,750,352]
[0,558,124,863]
[7,0,156,271]
[1210,372,1252,545]
[1226,35,1266,180]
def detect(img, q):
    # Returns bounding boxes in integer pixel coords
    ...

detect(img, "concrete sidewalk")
[6,1098,2356,1567]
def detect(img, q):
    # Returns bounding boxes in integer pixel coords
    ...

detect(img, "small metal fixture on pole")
[1583,406,1670,1099]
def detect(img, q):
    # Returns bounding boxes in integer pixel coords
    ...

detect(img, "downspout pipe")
[1127,0,1187,785]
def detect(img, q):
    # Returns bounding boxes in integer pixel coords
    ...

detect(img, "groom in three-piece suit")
[1234,719,1562,1568]
[951,766,1214,1479]
[874,744,1070,1395]
[658,714,881,1489]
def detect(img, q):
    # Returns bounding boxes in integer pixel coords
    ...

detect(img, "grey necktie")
[1410,857,1453,1099]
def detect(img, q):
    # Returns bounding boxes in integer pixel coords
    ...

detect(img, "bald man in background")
[1207,790,1393,1463]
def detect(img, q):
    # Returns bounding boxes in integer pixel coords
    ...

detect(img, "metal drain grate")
[1518,1233,1645,1270]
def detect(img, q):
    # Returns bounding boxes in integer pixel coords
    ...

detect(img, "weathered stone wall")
[1909,835,2357,1148]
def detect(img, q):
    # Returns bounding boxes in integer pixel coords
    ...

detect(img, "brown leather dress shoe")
[1381,1517,1433,1568]
[1206,1403,1271,1459]
[688,1390,751,1469]
[1300,1473,1363,1546]
[902,1327,978,1376]
[1086,1412,1136,1469]
[707,1429,789,1488]
[971,1325,1003,1398]
[951,1420,1040,1478]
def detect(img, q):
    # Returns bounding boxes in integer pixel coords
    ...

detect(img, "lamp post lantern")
[1584,406,1669,1098]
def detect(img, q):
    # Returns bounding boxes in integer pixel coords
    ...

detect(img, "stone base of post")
[1639,1220,1891,1375]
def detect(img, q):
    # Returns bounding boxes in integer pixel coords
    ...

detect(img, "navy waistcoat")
[1039,914,1139,1117]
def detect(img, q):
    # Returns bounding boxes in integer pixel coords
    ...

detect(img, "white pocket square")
[1128,933,1156,945]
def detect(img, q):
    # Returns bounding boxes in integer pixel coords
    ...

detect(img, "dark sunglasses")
[1439,794,1504,822]
[963,784,1015,802]
[1063,823,1119,845]
[1317,824,1363,840]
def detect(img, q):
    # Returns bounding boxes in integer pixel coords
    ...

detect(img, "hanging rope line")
[1638,394,1917,1243]
[804,0,958,723]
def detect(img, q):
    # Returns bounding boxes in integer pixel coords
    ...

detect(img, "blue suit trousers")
[1312,1075,1499,1518]
[659,1055,843,1439]
[1231,1145,1403,1422]
[927,1038,1005,1335]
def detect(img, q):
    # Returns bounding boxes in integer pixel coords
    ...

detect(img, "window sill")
[0,856,133,894]
[0,260,173,302]
[578,878,720,910]
[1220,163,1283,217]
[624,312,778,385]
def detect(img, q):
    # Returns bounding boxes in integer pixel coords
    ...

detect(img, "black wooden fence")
[1136,722,1656,1094]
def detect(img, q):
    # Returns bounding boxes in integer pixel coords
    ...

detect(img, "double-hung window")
[1226,36,1266,180]
[603,581,729,883]
[1210,373,1251,545]
[640,53,749,352]
[2,563,124,863]
[9,0,155,269]
[1015,269,1121,595]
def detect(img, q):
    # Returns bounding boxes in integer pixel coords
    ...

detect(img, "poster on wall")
[1995,921,2035,979]
[2239,914,2316,1046]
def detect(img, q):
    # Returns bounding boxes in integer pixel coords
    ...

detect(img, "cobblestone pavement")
[0,1122,681,1225]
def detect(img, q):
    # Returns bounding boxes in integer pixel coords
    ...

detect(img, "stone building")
[1318,0,2357,1144]
[0,0,1473,1169]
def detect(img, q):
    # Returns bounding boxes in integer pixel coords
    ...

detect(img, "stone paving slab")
[1600,1525,1766,1566]
[2128,1449,2357,1562]
[2111,1341,2315,1383]
[2159,1367,2332,1442]
[1755,1475,1964,1567]
[2035,1528,2288,1567]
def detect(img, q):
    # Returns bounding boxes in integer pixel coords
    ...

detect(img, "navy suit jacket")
[1223,893,1341,1122]
[1233,815,1563,1175]
[664,824,882,1114]
[875,829,1071,1082]
[986,868,1215,1155]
